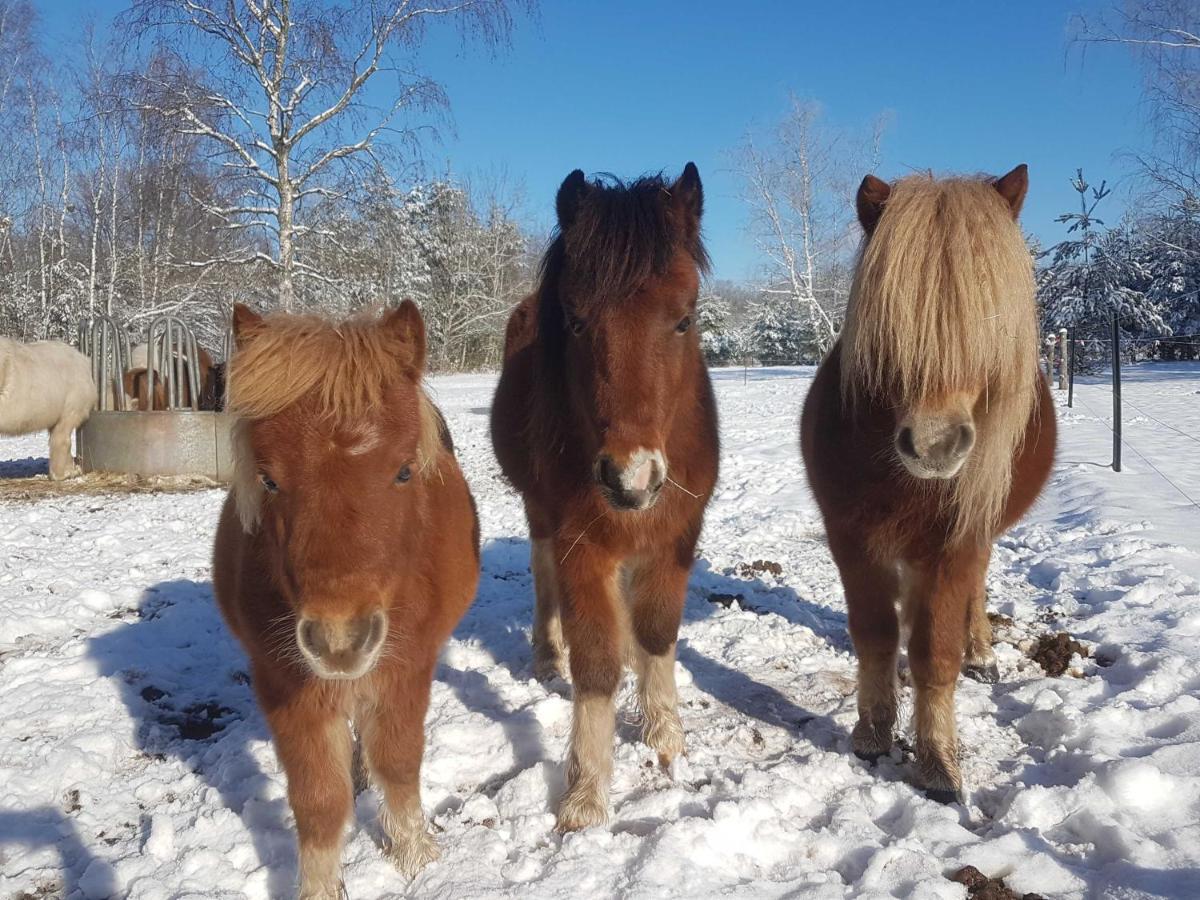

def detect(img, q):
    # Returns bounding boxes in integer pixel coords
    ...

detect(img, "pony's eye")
[259,473,279,493]
[675,315,693,334]
[395,465,412,485]
[569,316,586,336]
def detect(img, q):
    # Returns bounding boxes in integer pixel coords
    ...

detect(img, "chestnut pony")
[122,346,219,410]
[801,165,1056,802]
[491,164,719,830]
[212,302,478,897]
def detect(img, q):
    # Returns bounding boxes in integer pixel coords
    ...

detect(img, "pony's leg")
[269,702,353,899]
[962,549,998,683]
[628,553,689,768]
[530,537,567,681]
[829,530,900,761]
[906,546,988,803]
[360,665,439,877]
[556,544,623,831]
[47,421,79,480]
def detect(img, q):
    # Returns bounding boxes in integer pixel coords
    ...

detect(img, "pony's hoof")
[924,787,962,805]
[556,785,608,832]
[643,713,685,769]
[388,830,440,879]
[532,640,568,682]
[962,661,1000,684]
[533,653,566,683]
[851,719,894,762]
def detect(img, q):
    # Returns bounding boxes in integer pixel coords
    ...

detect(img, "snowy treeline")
[0,0,530,368]
[1037,171,1200,363]
[1039,1,1200,363]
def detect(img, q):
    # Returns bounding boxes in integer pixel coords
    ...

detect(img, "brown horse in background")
[491,164,719,831]
[123,346,219,410]
[212,302,478,897]
[801,166,1056,803]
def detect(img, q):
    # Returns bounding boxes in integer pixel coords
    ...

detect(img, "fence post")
[1044,335,1053,380]
[1057,328,1068,390]
[1067,327,1075,408]
[1111,314,1121,472]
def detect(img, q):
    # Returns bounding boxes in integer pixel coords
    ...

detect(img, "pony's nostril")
[298,618,327,658]
[596,455,622,492]
[897,427,918,459]
[647,461,665,492]
[360,611,387,653]
[956,424,976,456]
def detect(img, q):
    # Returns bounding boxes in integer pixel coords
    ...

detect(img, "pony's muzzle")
[295,610,387,680]
[895,417,975,479]
[595,449,666,511]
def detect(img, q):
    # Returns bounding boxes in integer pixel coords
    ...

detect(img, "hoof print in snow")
[950,865,1046,900]
[62,788,81,814]
[962,661,1000,684]
[140,685,167,703]
[1029,632,1088,677]
[174,701,238,740]
[706,592,742,608]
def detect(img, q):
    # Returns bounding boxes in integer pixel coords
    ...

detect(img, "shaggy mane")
[226,310,444,532]
[840,173,1040,543]
[540,172,710,308]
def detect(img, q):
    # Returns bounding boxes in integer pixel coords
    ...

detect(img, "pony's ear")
[556,169,590,231]
[856,174,891,236]
[231,303,263,349]
[993,164,1029,219]
[670,162,704,225]
[382,299,427,376]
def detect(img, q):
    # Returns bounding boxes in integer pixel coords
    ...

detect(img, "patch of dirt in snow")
[951,864,1047,900]
[1027,632,1089,678]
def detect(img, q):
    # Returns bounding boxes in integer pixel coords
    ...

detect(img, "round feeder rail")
[78,315,131,412]
[77,315,234,482]
[146,314,203,412]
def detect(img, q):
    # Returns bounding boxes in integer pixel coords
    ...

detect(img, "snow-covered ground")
[2,364,1200,899]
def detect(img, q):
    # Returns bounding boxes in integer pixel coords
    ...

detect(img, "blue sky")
[44,1,1148,281]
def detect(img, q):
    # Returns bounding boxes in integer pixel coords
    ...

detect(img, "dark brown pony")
[801,166,1056,802]
[122,347,219,410]
[212,302,478,897]
[491,164,719,831]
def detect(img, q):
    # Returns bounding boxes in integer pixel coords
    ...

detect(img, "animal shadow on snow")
[443,537,554,787]
[0,455,48,478]
[0,806,116,898]
[454,537,847,752]
[86,579,297,898]
[680,559,849,747]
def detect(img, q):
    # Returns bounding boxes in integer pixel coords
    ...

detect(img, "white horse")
[0,337,97,479]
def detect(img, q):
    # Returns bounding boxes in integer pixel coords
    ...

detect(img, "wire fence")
[1046,325,1200,514]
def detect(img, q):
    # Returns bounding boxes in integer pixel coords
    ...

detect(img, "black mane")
[538,173,710,309]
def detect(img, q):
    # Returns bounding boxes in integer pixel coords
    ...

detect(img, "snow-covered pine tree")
[1138,202,1200,359]
[746,296,818,365]
[697,286,739,364]
[1038,170,1166,365]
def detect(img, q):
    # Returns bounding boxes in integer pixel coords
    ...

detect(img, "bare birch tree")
[735,97,887,355]
[123,0,522,309]
[1077,1,1200,203]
